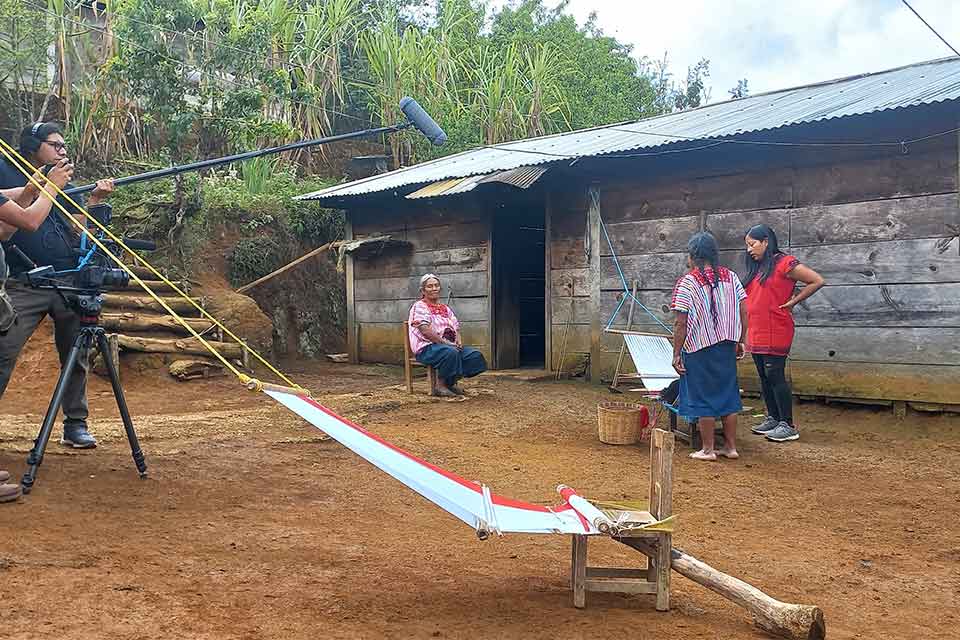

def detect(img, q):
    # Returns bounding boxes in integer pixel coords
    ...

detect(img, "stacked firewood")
[94,265,248,381]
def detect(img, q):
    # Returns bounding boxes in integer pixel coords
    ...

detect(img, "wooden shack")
[301,58,960,410]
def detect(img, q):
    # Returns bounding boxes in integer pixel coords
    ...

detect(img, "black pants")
[415,344,487,387]
[0,283,89,429]
[752,354,792,425]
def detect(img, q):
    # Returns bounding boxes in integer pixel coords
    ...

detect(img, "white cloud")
[529,0,959,101]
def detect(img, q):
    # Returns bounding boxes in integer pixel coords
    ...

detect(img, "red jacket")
[744,254,799,356]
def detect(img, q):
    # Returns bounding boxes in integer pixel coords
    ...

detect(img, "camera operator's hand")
[46,159,74,191]
[87,178,115,206]
[28,167,47,189]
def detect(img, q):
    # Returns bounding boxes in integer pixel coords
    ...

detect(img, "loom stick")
[620,539,825,640]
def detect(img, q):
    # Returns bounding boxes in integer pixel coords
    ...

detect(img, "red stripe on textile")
[300,395,554,513]
[557,486,593,532]
[572,510,590,531]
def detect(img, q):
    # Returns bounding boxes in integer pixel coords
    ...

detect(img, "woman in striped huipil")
[670,232,748,461]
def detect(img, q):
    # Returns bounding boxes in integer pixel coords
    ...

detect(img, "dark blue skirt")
[677,341,742,419]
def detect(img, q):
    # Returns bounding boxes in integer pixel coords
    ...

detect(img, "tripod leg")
[95,331,148,478]
[21,334,88,494]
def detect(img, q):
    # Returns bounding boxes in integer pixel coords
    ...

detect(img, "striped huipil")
[670,267,746,353]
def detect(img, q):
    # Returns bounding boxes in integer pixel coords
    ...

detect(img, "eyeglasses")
[41,141,67,152]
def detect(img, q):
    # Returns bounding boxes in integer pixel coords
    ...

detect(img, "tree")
[729,78,749,99]
[673,58,710,110]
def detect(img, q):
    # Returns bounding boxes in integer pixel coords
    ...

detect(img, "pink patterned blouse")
[408,299,460,356]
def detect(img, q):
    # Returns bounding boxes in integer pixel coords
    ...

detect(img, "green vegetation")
[1,0,713,171]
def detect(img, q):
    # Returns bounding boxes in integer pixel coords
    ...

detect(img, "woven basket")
[597,401,649,445]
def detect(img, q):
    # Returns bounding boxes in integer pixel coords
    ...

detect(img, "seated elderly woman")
[408,273,487,397]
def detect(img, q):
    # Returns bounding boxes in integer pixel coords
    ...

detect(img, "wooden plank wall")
[350,204,491,365]
[547,184,631,376]
[586,144,960,404]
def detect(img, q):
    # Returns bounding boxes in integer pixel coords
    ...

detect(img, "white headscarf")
[419,273,440,291]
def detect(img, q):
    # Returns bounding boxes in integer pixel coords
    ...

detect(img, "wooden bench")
[570,428,674,611]
[403,321,437,395]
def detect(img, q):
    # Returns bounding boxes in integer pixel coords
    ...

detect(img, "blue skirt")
[677,341,742,419]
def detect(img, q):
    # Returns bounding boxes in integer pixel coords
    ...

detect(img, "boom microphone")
[123,239,157,251]
[63,97,447,196]
[400,97,447,146]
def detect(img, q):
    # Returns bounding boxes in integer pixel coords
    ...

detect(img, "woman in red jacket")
[743,225,824,443]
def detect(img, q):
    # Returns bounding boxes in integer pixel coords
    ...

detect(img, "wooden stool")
[403,321,437,395]
[570,428,674,611]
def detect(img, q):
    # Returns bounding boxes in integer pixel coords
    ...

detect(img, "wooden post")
[611,280,638,389]
[544,192,553,371]
[344,218,358,364]
[487,208,497,369]
[587,185,602,382]
[571,534,588,609]
[651,429,674,611]
[236,241,335,294]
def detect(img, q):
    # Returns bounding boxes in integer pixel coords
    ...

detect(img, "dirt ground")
[1,352,959,639]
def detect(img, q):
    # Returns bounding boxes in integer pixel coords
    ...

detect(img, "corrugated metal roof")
[405,176,483,199]
[299,56,960,203]
[405,165,547,199]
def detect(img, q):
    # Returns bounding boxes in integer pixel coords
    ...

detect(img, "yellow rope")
[0,138,304,392]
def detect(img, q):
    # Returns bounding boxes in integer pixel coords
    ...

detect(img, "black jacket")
[0,155,85,274]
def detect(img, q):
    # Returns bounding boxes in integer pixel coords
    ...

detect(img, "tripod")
[21,291,147,493]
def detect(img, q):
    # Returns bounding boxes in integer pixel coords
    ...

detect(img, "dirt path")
[1,361,958,639]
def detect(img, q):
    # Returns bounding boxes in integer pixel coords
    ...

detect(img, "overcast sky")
[532,0,959,102]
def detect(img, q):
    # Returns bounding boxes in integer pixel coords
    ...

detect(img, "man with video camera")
[0,143,75,503]
[0,122,115,452]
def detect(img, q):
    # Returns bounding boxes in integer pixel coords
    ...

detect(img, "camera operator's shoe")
[60,425,97,449]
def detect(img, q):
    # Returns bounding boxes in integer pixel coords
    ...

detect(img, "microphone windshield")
[124,238,157,251]
[399,97,447,146]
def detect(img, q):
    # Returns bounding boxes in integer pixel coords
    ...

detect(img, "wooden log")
[100,312,215,334]
[114,334,243,359]
[124,279,189,294]
[619,540,825,640]
[236,241,335,294]
[670,547,825,640]
[169,358,226,380]
[102,293,202,314]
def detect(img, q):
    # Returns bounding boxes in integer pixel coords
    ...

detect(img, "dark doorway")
[491,205,546,369]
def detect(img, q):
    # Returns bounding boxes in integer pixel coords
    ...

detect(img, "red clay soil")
[1,357,958,640]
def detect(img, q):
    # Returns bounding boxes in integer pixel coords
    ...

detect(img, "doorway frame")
[487,202,550,370]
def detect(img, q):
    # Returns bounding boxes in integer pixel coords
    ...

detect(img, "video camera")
[11,201,154,295]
